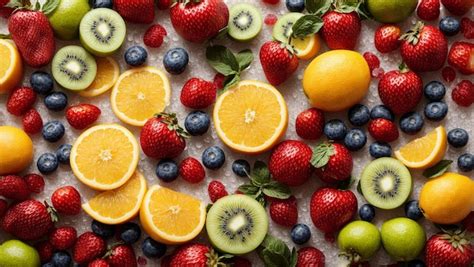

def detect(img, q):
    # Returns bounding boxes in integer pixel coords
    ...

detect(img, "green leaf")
[423,160,453,179]
[262,181,291,199]
[238,184,260,196]
[290,247,298,267]
[5,0,22,8]
[222,73,240,91]
[356,179,363,195]
[251,161,271,185]
[0,33,11,39]
[305,0,331,14]
[292,14,323,39]
[310,143,335,168]
[42,0,60,15]
[258,235,292,267]
[206,203,212,213]
[206,45,240,76]
[236,49,254,71]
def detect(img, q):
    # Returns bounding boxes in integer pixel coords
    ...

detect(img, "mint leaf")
[258,235,292,267]
[251,161,271,185]
[206,45,240,76]
[290,247,298,267]
[423,160,453,179]
[236,49,253,71]
[223,73,240,91]
[305,0,331,14]
[262,181,291,199]
[238,184,260,196]
[292,15,323,39]
[311,143,335,168]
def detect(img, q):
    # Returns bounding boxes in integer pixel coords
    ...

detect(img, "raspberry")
[179,157,206,183]
[143,24,167,48]
[442,66,456,83]
[264,14,278,25]
[452,80,474,107]
[35,241,54,263]
[363,52,380,77]
[22,108,43,134]
[6,86,37,116]
[208,180,228,202]
[460,17,473,39]
[263,0,279,4]
[23,173,45,193]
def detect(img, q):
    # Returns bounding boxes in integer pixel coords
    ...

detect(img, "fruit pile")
[0,0,473,266]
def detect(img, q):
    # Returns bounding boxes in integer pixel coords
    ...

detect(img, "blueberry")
[37,153,59,174]
[232,159,250,177]
[30,71,53,95]
[344,128,367,151]
[439,16,460,36]
[56,144,72,164]
[448,128,469,148]
[163,48,189,75]
[457,153,473,172]
[370,105,394,121]
[156,159,179,182]
[424,102,448,121]
[359,204,375,222]
[44,92,68,111]
[202,146,225,170]
[91,0,113,8]
[42,121,65,142]
[399,112,424,135]
[291,224,311,245]
[324,119,347,141]
[424,81,446,102]
[285,0,305,12]
[51,251,72,267]
[119,222,141,244]
[369,142,392,158]
[91,220,115,239]
[348,104,370,126]
[124,45,148,66]
[142,237,167,258]
[408,259,425,267]
[42,263,54,267]
[184,111,210,136]
[405,200,423,221]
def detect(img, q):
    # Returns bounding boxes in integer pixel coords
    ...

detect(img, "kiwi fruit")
[272,12,303,43]
[206,194,268,255]
[228,3,262,41]
[52,45,97,91]
[360,157,412,210]
[79,8,126,56]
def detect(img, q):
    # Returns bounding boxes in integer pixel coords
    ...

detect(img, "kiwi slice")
[360,157,412,210]
[228,3,262,41]
[79,8,126,56]
[206,194,268,255]
[272,12,303,43]
[52,45,97,91]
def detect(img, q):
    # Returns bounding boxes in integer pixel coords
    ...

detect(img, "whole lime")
[381,218,426,261]
[367,0,418,23]
[0,240,40,267]
[48,0,91,40]
[338,220,381,261]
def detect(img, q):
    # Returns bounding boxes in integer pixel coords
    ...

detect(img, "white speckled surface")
[0,1,472,266]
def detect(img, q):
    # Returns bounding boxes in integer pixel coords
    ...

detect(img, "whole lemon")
[303,50,370,112]
[419,172,474,224]
[0,126,33,175]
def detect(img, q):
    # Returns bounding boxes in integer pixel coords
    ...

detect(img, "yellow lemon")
[0,40,23,94]
[0,126,33,175]
[303,50,370,112]
[291,34,321,60]
[79,57,120,98]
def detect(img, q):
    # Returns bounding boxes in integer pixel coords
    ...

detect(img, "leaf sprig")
[257,235,298,267]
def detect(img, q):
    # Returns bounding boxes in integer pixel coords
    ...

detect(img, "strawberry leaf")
[206,45,240,76]
[235,49,254,71]
[311,143,335,168]
[41,0,59,15]
[305,0,331,15]
[0,33,11,39]
[292,14,323,39]
[423,160,453,179]
[262,181,291,199]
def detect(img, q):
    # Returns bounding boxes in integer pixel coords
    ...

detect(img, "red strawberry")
[0,0,13,18]
[442,66,457,83]
[66,103,101,130]
[425,230,474,266]
[50,226,77,250]
[452,80,474,107]
[213,73,226,90]
[22,108,43,134]
[157,0,172,10]
[51,186,82,215]
[310,187,357,241]
[461,17,474,39]
[161,255,172,267]
[417,0,441,21]
[441,0,472,15]
[89,259,111,267]
[23,173,45,194]
[313,143,353,184]
[263,0,280,4]
[321,11,361,50]
[106,244,137,267]
[180,78,217,109]
[179,157,206,183]
[269,196,298,227]
[6,87,37,116]
[170,0,229,43]
[378,66,423,115]
[363,52,383,78]
[1,199,54,240]
[374,24,401,53]
[140,113,188,159]
[208,180,228,202]
[35,240,54,263]
[400,22,448,72]
[269,140,314,186]
[259,41,299,86]
[0,199,7,218]
[296,247,325,267]
[170,243,220,267]
[447,41,473,75]
[73,232,107,265]
[368,118,399,143]
[0,175,30,201]
[295,108,325,140]
[143,24,167,48]
[114,0,154,24]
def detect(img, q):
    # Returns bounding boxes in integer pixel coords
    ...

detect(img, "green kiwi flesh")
[79,8,126,56]
[52,45,97,91]
[360,157,412,210]
[272,12,303,43]
[206,194,268,255]
[228,3,262,41]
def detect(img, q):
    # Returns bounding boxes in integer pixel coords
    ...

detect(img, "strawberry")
[452,80,474,107]
[143,24,167,48]
[462,211,474,232]
[295,108,325,140]
[140,113,188,159]
[233,256,252,267]
[263,0,280,4]
[0,175,30,201]
[441,0,472,15]
[400,22,448,72]
[378,65,423,115]
[264,13,278,26]
[170,0,229,43]
[157,0,172,10]
[417,0,441,21]
[23,173,45,194]
[363,52,382,78]
[0,199,7,218]
[89,259,111,267]
[321,11,361,50]
[425,229,474,266]
[310,187,357,241]
[312,143,353,184]
[50,226,77,250]
[374,24,401,53]
[73,232,107,265]
[268,140,314,186]
[442,66,457,83]
[179,157,206,183]
[259,41,299,86]
[368,118,399,143]
[0,0,13,18]
[296,247,325,267]
[113,0,154,24]
[51,186,82,215]
[161,255,172,267]
[170,243,220,267]
[447,41,474,75]
[180,78,217,109]
[208,180,228,202]
[22,108,43,134]
[66,103,101,130]
[6,87,37,116]
[106,244,137,267]
[1,199,54,240]
[35,240,54,263]
[461,17,474,39]
[213,73,226,90]
[269,196,298,227]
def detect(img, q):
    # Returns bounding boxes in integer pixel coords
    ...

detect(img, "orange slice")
[0,39,23,94]
[79,57,119,97]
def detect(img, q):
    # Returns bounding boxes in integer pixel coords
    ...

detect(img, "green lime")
[0,240,40,267]
[366,0,417,23]
[381,217,426,261]
[338,220,381,261]
[48,0,91,40]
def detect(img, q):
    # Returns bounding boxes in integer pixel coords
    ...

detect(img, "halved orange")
[291,34,321,60]
[0,39,23,94]
[79,57,119,97]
